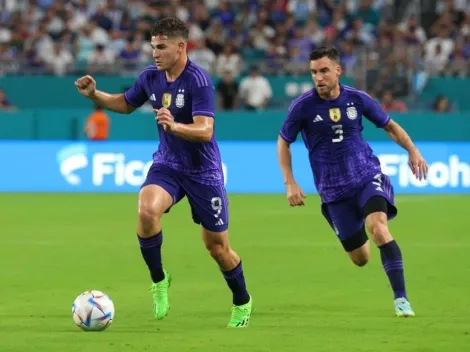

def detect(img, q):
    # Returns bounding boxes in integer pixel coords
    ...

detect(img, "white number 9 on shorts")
[211,197,222,218]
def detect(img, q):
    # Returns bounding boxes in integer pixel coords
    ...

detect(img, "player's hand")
[74,75,97,97]
[286,183,307,206]
[155,108,176,133]
[408,149,428,181]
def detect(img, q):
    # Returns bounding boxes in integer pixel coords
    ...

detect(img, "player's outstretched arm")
[75,75,136,114]
[384,119,428,180]
[277,136,307,206]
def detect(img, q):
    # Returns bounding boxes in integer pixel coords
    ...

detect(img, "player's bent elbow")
[199,131,212,142]
[200,126,213,142]
[123,103,136,114]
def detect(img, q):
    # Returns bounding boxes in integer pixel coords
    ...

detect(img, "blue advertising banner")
[0,141,469,193]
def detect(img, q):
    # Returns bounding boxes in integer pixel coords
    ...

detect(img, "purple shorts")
[141,163,228,232]
[321,173,397,241]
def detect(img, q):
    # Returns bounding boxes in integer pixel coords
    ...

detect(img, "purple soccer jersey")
[280,84,391,203]
[124,60,224,186]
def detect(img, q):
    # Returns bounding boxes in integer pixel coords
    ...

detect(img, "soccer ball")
[72,290,114,331]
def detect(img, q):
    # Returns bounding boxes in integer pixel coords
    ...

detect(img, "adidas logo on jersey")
[313,115,323,122]
[149,93,156,101]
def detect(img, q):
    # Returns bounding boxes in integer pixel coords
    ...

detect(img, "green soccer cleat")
[149,270,171,320]
[394,297,415,317]
[227,296,253,328]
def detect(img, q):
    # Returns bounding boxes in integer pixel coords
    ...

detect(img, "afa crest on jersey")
[347,106,357,120]
[329,108,341,122]
[162,93,172,108]
[176,93,185,108]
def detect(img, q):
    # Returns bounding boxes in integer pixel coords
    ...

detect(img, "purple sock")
[379,240,407,299]
[221,261,250,306]
[138,231,164,283]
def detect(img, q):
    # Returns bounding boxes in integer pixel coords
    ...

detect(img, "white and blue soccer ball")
[72,290,114,331]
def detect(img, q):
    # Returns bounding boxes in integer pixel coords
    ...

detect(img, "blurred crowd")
[0,0,469,111]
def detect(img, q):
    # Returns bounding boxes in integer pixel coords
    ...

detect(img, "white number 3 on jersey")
[332,124,343,143]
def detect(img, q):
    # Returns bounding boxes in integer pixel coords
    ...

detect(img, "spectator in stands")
[0,88,17,111]
[117,38,141,72]
[381,90,407,112]
[107,29,126,57]
[353,0,381,28]
[286,46,305,75]
[425,25,455,71]
[76,26,98,62]
[249,20,275,51]
[188,39,216,74]
[345,18,374,46]
[398,16,427,45]
[215,43,242,78]
[436,0,466,28]
[445,40,469,77]
[339,40,358,77]
[306,19,325,47]
[0,42,16,63]
[87,44,115,74]
[238,66,272,110]
[263,42,285,75]
[42,42,74,76]
[432,94,452,112]
[288,26,313,62]
[0,24,11,44]
[84,105,110,141]
[424,43,449,75]
[287,0,316,24]
[217,71,239,111]
[0,0,469,112]
[91,5,114,32]
[88,20,109,46]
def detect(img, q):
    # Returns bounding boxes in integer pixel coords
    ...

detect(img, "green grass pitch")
[0,193,469,351]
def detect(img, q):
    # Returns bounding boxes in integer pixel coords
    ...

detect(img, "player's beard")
[317,82,337,99]
[163,53,181,72]
[316,84,330,98]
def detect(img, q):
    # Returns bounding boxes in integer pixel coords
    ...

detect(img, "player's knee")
[138,203,163,232]
[368,221,389,240]
[208,243,229,259]
[138,205,158,223]
[367,218,393,246]
[352,254,369,267]
[348,243,370,267]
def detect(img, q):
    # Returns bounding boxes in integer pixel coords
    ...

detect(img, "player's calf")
[137,185,172,238]
[204,231,239,269]
[365,213,393,246]
[202,228,251,307]
[342,227,370,267]
[136,185,174,320]
[364,197,410,306]
[348,243,370,267]
[137,185,173,295]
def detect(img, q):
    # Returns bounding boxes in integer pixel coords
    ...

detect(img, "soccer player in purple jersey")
[277,46,428,317]
[74,18,252,328]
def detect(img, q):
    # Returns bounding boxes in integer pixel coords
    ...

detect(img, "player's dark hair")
[151,17,189,41]
[309,46,340,63]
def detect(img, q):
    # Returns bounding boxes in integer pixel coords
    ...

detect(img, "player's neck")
[319,84,341,100]
[165,55,188,82]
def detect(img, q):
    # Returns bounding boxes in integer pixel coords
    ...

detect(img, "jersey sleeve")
[279,101,305,144]
[124,72,148,108]
[192,85,215,118]
[360,91,390,128]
